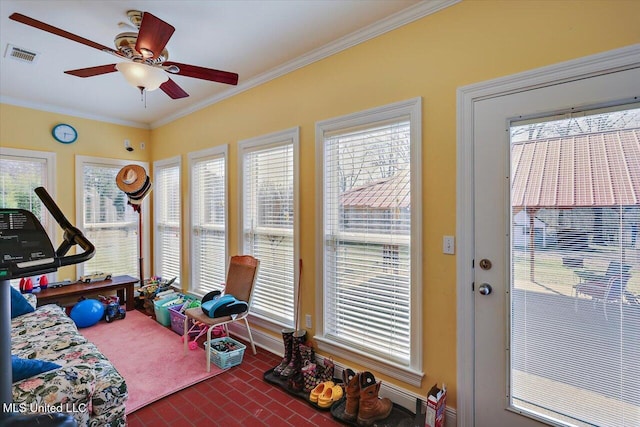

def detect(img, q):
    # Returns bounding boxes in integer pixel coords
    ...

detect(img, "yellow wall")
[0,105,151,279]
[2,0,639,409]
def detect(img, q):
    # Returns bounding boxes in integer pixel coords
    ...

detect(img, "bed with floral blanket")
[10,295,127,427]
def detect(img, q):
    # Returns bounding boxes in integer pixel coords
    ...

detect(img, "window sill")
[314,335,424,387]
[248,313,294,334]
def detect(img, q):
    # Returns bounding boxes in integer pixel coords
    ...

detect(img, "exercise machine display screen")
[0,209,55,278]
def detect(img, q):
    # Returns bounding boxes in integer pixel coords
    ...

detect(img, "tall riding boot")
[280,329,306,378]
[273,328,295,375]
[357,371,393,426]
[343,369,360,421]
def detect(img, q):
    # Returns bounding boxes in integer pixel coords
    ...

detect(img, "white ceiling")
[0,0,451,129]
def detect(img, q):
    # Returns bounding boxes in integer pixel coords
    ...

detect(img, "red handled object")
[21,278,34,293]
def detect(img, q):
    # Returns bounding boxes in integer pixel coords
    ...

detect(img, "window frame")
[0,147,57,282]
[187,145,228,296]
[75,155,150,279]
[153,155,182,286]
[315,98,423,386]
[238,127,300,331]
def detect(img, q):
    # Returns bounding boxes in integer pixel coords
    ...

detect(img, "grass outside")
[513,245,640,298]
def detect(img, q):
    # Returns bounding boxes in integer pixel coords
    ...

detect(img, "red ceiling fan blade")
[9,13,121,56]
[64,64,118,78]
[160,79,189,99]
[135,12,175,60]
[164,62,238,85]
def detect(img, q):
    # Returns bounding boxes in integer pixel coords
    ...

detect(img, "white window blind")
[509,109,640,426]
[0,148,56,285]
[153,157,181,285]
[190,148,227,294]
[241,134,297,326]
[323,118,413,364]
[76,157,148,279]
[0,148,54,227]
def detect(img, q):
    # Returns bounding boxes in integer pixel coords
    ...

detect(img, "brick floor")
[126,341,344,426]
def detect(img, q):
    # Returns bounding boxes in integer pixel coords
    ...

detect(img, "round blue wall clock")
[52,123,78,144]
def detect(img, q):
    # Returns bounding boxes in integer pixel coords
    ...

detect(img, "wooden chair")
[184,255,259,371]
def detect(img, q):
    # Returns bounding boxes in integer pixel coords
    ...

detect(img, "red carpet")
[81,309,225,414]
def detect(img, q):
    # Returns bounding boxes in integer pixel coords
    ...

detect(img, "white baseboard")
[229,324,457,426]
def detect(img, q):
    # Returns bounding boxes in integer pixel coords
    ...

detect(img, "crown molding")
[151,0,460,128]
[1,1,459,130]
[0,95,150,129]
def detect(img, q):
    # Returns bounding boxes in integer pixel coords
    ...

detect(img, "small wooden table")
[36,275,138,311]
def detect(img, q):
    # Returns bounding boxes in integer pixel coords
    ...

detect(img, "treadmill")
[1,187,95,426]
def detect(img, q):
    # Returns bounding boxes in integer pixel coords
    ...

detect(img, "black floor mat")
[330,397,416,427]
[264,367,419,426]
[263,367,338,411]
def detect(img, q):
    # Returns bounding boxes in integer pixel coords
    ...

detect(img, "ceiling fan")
[9,10,239,99]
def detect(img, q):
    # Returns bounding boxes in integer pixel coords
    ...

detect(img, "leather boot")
[272,328,295,375]
[357,371,392,426]
[343,368,359,421]
[280,329,306,378]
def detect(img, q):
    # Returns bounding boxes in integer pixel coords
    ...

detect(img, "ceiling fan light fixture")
[139,48,154,59]
[116,62,168,92]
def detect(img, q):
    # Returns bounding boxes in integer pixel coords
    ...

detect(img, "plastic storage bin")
[168,300,201,335]
[154,294,194,326]
[204,337,246,369]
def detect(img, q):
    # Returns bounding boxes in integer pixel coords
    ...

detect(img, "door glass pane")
[509,106,640,426]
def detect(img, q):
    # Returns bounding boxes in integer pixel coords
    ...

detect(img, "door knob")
[478,283,492,295]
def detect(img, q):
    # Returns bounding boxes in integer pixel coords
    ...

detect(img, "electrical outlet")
[305,314,312,328]
[443,235,455,254]
[140,142,145,150]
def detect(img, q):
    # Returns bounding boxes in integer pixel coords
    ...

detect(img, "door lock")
[479,259,492,270]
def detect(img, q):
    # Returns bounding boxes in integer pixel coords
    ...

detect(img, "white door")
[473,65,640,427]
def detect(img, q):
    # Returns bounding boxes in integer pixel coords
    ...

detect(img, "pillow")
[11,355,60,382]
[11,286,35,319]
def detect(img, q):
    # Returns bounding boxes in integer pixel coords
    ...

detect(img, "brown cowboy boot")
[343,368,359,421]
[357,371,392,426]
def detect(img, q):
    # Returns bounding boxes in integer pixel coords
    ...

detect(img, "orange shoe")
[310,381,334,403]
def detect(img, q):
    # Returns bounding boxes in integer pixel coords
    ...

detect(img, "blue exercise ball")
[70,299,104,328]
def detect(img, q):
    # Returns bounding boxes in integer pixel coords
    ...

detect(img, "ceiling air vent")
[4,44,40,64]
